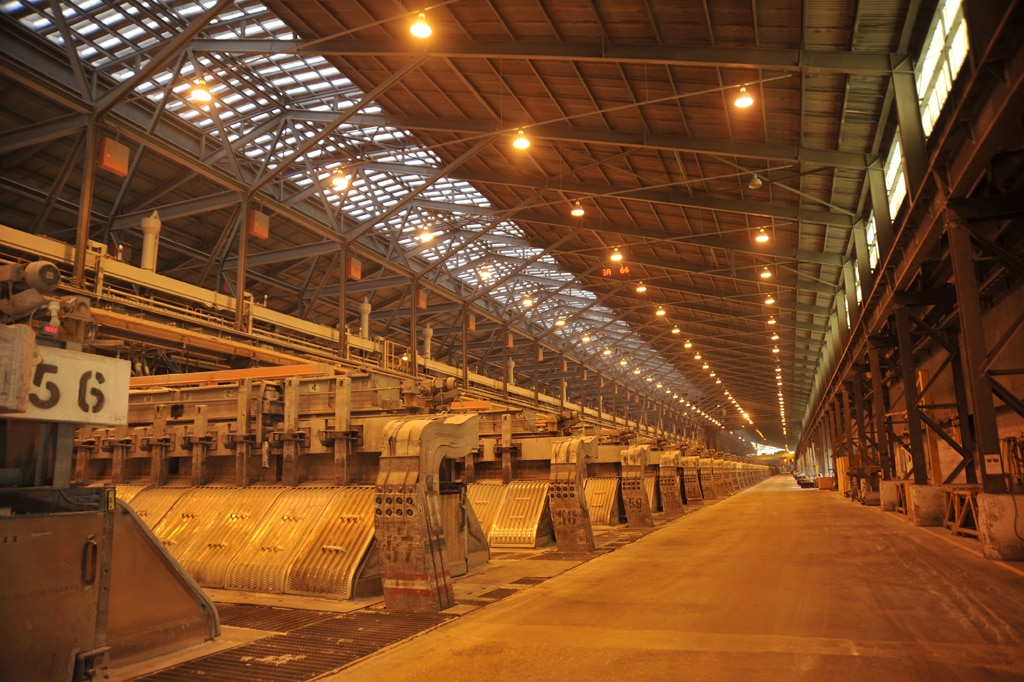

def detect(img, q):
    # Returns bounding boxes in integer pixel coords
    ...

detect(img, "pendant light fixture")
[410,11,432,38]
[734,85,754,108]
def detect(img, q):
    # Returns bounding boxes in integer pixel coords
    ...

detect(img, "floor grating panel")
[475,587,519,601]
[529,552,602,561]
[130,609,452,682]
[216,603,339,632]
[509,576,548,585]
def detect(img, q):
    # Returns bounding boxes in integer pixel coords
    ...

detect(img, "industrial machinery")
[1,226,770,677]
[0,259,219,681]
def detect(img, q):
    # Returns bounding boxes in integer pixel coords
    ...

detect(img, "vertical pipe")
[423,324,433,361]
[139,211,161,271]
[359,298,371,339]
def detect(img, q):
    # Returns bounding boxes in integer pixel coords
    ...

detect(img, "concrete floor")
[334,476,1024,681]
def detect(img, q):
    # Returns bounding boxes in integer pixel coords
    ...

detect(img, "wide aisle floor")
[337,476,1024,681]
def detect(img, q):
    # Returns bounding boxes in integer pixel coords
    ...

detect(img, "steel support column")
[852,370,873,468]
[72,121,97,287]
[892,67,929,201]
[946,214,1008,493]
[867,165,895,256]
[234,196,249,331]
[895,306,930,484]
[868,344,894,478]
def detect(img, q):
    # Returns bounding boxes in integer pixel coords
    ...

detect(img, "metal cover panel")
[439,491,467,577]
[172,488,285,588]
[106,500,219,666]
[224,488,337,594]
[488,481,549,548]
[114,483,148,504]
[466,482,507,537]
[0,512,107,682]
[584,477,620,525]
[129,486,192,529]
[286,486,375,599]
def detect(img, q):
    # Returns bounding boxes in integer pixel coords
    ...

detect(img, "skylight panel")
[2,0,699,405]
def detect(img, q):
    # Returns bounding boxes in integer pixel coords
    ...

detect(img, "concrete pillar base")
[879,480,899,512]
[977,493,1024,561]
[907,485,944,526]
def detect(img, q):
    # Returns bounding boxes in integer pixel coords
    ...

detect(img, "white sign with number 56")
[7,346,130,426]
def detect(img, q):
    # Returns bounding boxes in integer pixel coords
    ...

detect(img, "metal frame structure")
[1,1,1022,457]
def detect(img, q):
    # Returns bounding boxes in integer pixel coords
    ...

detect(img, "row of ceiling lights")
[196,7,762,437]
[411,7,754,436]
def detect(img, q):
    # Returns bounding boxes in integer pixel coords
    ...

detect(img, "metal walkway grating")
[509,576,548,585]
[216,603,339,633]
[475,588,518,601]
[130,610,452,681]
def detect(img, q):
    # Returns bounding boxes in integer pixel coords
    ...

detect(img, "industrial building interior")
[1,0,1023,680]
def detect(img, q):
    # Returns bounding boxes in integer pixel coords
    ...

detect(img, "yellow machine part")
[584,477,620,526]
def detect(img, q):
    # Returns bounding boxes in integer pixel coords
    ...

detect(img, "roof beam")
[361,160,855,229]
[324,113,871,173]
[192,38,900,75]
[111,191,242,230]
[511,211,843,266]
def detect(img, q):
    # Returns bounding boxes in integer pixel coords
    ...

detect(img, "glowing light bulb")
[655,306,666,317]
[571,200,585,217]
[190,78,212,103]
[755,228,770,243]
[734,86,754,108]
[513,128,531,150]
[610,247,623,262]
[331,169,351,190]
[635,281,647,293]
[410,12,432,39]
